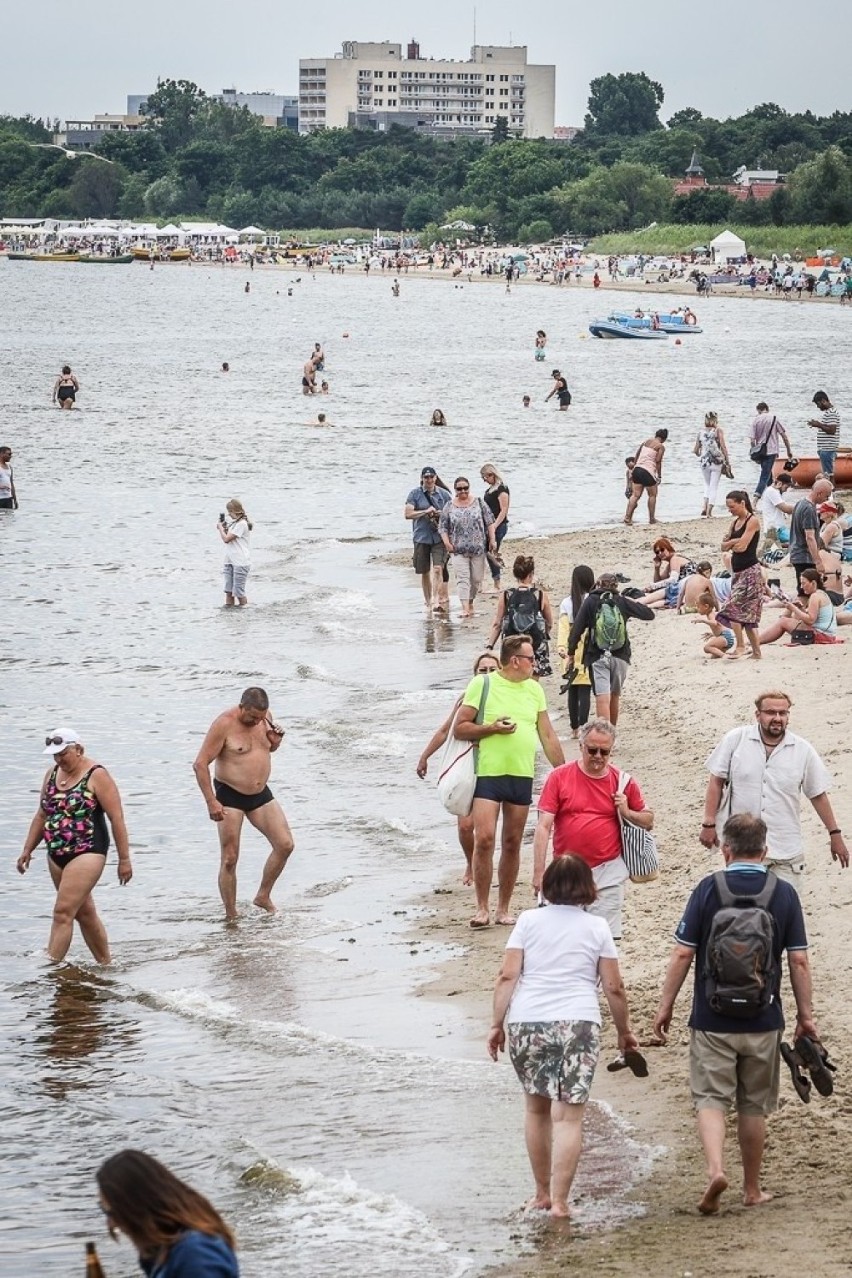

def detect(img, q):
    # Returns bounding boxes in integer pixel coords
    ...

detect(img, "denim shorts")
[818,449,837,476]
[224,563,250,598]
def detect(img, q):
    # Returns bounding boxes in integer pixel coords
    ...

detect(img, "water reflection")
[32,968,140,1101]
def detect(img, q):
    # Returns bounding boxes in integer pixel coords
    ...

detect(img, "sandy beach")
[402,515,852,1276]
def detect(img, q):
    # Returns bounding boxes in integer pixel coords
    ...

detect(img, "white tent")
[710,229,746,263]
[239,224,264,239]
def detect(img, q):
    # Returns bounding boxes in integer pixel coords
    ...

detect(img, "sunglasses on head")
[585,746,611,757]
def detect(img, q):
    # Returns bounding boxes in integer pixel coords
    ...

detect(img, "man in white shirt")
[758,473,795,553]
[0,445,17,510]
[698,690,848,889]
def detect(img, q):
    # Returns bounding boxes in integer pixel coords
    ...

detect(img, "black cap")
[421,466,437,478]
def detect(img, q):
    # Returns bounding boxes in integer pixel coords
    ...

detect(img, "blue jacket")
[140,1231,239,1278]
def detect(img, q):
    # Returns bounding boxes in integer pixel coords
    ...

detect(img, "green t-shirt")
[462,673,547,778]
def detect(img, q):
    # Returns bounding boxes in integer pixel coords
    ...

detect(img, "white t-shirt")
[224,518,251,566]
[758,486,788,531]
[0,463,12,500]
[710,576,732,604]
[505,904,618,1023]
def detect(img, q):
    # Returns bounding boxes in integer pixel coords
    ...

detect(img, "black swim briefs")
[214,779,274,812]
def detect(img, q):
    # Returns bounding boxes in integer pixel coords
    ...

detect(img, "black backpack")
[703,872,779,1019]
[501,587,547,648]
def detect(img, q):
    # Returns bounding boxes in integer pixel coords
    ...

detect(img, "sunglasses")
[45,736,72,748]
[515,653,535,663]
[455,485,469,492]
[585,746,611,757]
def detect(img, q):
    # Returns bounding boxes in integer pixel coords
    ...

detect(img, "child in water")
[535,330,547,361]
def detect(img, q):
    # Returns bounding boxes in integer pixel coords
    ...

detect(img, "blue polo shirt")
[674,863,808,1034]
[406,484,451,545]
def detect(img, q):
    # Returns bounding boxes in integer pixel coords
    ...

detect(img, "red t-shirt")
[538,762,645,867]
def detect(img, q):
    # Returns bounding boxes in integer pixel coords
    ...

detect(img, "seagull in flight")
[26,142,115,163]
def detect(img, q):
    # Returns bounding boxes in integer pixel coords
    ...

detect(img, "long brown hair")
[97,1150,236,1257]
[226,499,253,530]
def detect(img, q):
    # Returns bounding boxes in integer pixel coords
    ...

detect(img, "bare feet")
[743,1189,773,1207]
[469,911,490,929]
[698,1172,729,1215]
[494,913,517,926]
[725,649,747,661]
[462,866,473,887]
[550,1200,570,1218]
[623,519,633,526]
[253,894,278,914]
[524,1194,552,1212]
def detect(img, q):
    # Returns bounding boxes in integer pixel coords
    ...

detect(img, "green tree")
[787,145,852,223]
[667,107,703,129]
[491,115,509,142]
[142,79,207,152]
[518,218,552,243]
[69,158,122,218]
[97,130,168,177]
[670,188,736,224]
[403,191,444,228]
[0,114,51,141]
[585,72,664,137]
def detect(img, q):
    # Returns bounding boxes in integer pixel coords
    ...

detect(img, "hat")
[818,501,838,514]
[43,727,82,755]
[420,466,437,478]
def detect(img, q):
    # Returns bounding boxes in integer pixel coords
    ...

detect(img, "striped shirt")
[817,407,840,452]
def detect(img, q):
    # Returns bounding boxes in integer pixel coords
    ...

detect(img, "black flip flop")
[780,1042,811,1103]
[606,1049,649,1078]
[795,1036,836,1098]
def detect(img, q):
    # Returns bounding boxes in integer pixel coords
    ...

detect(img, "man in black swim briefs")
[193,686,295,920]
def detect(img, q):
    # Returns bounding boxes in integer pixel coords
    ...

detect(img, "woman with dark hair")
[717,491,763,660]
[439,478,496,618]
[96,1149,238,1276]
[557,565,594,737]
[488,855,640,1218]
[487,554,553,677]
[758,568,837,645]
[416,650,501,884]
[624,429,668,526]
[52,364,79,409]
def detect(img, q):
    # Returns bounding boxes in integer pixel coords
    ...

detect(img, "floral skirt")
[508,1020,600,1103]
[717,563,764,629]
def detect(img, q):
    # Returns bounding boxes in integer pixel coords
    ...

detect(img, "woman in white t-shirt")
[488,855,641,1218]
[217,498,252,606]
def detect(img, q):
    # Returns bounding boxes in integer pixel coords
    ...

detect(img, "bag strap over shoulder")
[713,868,777,910]
[475,674,490,724]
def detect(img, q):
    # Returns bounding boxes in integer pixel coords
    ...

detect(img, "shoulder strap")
[81,765,103,786]
[475,674,490,724]
[714,868,777,909]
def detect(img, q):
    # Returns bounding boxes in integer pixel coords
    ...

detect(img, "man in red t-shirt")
[532,719,653,938]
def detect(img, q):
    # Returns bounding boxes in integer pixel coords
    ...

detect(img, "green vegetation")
[589,224,852,258]
[2,75,852,242]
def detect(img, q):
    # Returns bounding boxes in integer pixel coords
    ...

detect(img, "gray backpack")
[703,872,778,1019]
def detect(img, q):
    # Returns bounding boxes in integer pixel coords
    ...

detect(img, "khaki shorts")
[690,1029,781,1117]
[765,858,804,893]
[587,882,625,940]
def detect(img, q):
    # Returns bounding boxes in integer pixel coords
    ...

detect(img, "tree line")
[1,73,851,240]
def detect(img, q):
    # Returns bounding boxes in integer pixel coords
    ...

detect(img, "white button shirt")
[706,725,832,862]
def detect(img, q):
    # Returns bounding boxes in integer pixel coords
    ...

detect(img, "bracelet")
[701,823,716,829]
[828,828,841,836]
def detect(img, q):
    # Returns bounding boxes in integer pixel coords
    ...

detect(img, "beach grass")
[589,224,852,258]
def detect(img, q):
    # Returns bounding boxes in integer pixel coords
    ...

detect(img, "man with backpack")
[566,573,654,725]
[653,814,817,1216]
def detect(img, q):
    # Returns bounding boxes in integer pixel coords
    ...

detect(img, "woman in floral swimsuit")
[17,728,132,963]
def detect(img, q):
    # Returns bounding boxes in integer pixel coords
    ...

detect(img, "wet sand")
[404,515,852,1276]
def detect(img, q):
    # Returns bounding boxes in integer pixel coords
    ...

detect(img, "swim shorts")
[214,779,274,812]
[473,775,533,806]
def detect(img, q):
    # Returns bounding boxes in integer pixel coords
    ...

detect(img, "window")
[499,74,509,82]
[388,99,397,106]
[375,70,383,77]
[486,74,495,81]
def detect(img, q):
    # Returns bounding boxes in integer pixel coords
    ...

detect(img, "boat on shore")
[78,254,134,264]
[589,318,668,340]
[130,245,191,263]
[609,311,703,334]
[773,456,852,488]
[7,252,81,262]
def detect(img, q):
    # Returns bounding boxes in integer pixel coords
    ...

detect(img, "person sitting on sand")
[691,589,736,657]
[758,568,836,645]
[651,537,696,584]
[639,561,712,611]
[817,500,846,591]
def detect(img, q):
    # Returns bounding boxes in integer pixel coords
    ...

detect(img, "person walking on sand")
[566,573,654,726]
[624,430,668,525]
[439,477,496,618]
[693,412,731,518]
[489,855,640,1219]
[749,402,792,500]
[454,635,564,928]
[192,687,294,920]
[16,728,132,963]
[654,814,817,1217]
[404,466,451,612]
[698,690,848,889]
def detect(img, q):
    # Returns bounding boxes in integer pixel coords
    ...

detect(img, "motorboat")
[609,311,703,334]
[589,318,668,340]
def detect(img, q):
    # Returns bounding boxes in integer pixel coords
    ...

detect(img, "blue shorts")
[474,775,534,806]
[721,628,735,650]
[818,449,837,476]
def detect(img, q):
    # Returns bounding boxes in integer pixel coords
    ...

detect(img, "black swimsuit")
[214,779,274,812]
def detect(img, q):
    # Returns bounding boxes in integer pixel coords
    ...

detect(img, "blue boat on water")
[609,311,704,334]
[588,318,668,340]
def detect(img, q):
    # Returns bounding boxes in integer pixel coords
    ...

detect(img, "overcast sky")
[5,0,850,128]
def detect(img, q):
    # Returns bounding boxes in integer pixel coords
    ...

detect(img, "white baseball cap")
[43,727,82,755]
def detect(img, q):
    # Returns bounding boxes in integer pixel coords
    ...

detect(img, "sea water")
[0,261,842,1274]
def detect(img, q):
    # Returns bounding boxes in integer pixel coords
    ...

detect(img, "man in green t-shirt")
[455,634,564,929]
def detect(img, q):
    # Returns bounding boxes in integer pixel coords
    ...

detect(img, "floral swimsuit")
[41,765,109,868]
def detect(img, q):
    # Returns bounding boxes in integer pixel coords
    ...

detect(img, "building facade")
[299,40,555,138]
[126,90,298,130]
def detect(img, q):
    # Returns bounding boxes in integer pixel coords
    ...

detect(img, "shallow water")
[0,262,843,1274]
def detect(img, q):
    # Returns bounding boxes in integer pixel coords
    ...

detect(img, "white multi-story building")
[299,40,555,138]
